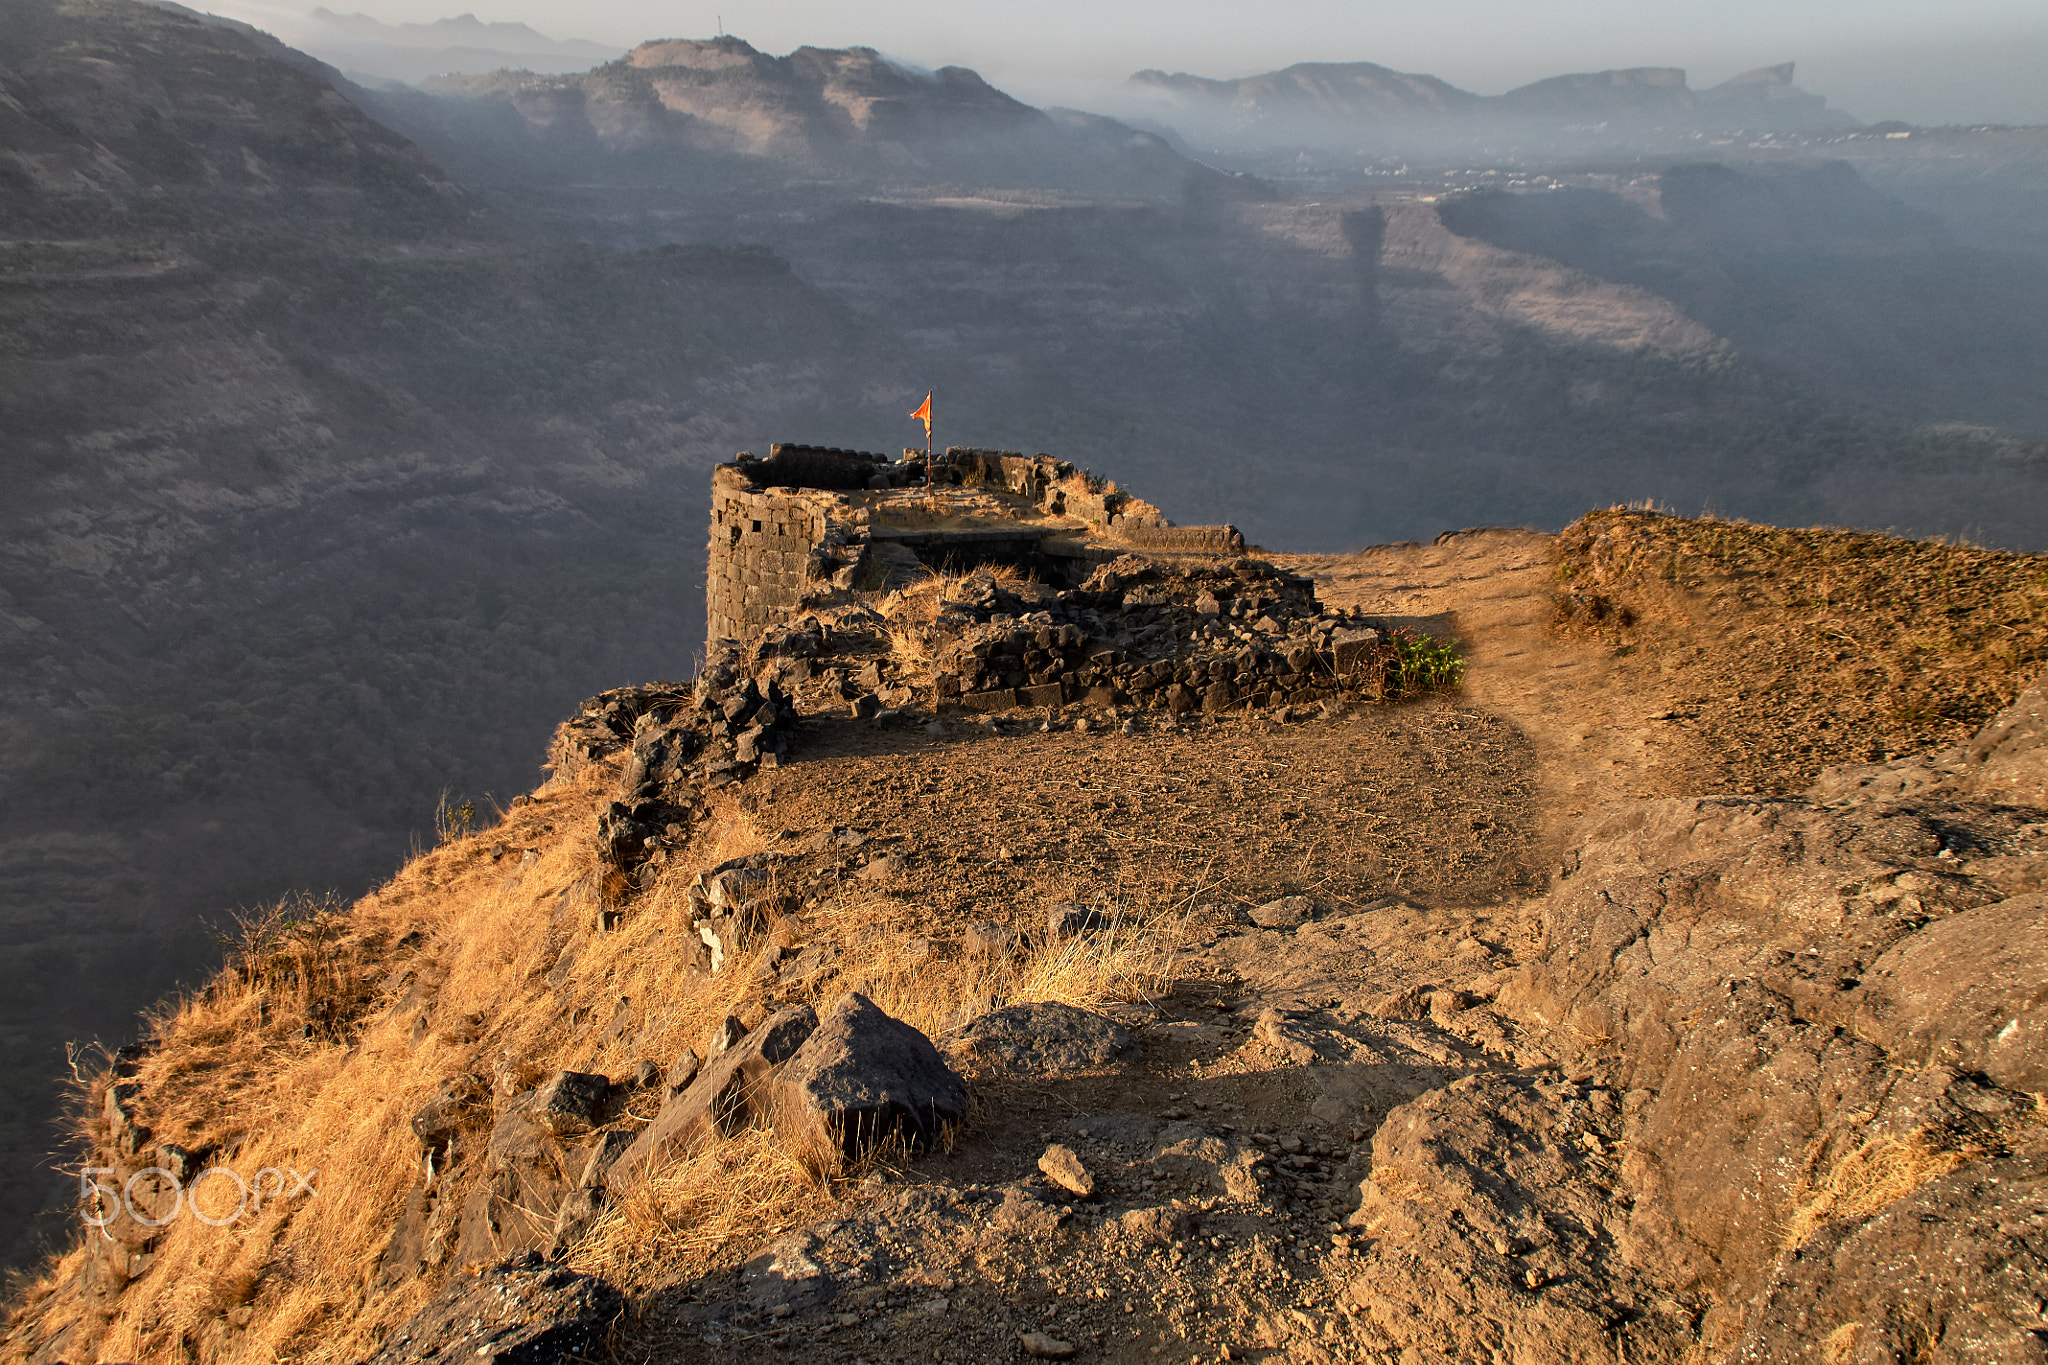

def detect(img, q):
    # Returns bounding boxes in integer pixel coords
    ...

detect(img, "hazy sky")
[211,0,2048,125]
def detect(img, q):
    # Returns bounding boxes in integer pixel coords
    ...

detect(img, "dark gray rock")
[607,1004,819,1189]
[963,919,1017,956]
[1046,903,1111,939]
[772,993,968,1160]
[358,1250,620,1365]
[529,1071,610,1138]
[455,1092,583,1266]
[952,1002,1137,1077]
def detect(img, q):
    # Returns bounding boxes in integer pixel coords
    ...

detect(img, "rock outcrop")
[360,1251,620,1365]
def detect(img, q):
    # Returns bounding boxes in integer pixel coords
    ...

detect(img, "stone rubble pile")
[753,552,1429,720]
[548,646,803,889]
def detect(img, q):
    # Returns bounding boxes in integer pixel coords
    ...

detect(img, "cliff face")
[410,36,1222,199]
[0,0,909,1268]
[1120,57,1854,151]
[0,0,454,234]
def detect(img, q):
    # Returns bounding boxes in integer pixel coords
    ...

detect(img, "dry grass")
[569,1125,839,1291]
[1780,1132,1975,1250]
[1554,508,2048,791]
[4,731,1205,1364]
[7,759,622,1364]
[878,563,1030,670]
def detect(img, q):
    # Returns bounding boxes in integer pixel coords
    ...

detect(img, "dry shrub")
[797,889,1190,1044]
[567,1124,835,1290]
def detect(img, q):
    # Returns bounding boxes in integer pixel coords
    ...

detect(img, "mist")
[200,0,2048,125]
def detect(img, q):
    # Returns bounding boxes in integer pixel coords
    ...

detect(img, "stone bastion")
[706,443,1245,649]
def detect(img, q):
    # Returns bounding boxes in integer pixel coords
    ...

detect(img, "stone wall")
[705,465,835,649]
[1118,524,1247,555]
[707,442,1254,652]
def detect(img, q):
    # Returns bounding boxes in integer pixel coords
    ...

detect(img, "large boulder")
[772,993,967,1161]
[1494,689,2048,1352]
[453,1092,582,1267]
[359,1250,620,1365]
[1729,1146,2048,1364]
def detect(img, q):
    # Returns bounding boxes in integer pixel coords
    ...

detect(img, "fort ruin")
[696,443,1454,728]
[706,444,1246,649]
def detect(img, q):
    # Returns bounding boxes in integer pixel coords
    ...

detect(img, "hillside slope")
[0,0,906,1266]
[7,512,2043,1365]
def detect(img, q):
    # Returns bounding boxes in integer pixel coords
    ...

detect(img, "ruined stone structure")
[706,443,1244,650]
[690,441,1454,730]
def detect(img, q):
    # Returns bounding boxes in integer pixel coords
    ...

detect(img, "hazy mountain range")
[210,4,623,83]
[1123,59,1854,152]
[2,0,2045,1269]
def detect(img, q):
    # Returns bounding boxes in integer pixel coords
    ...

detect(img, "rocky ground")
[583,531,2045,1365]
[6,525,2044,1365]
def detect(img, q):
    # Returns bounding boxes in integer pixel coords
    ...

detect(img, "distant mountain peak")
[1714,62,1798,87]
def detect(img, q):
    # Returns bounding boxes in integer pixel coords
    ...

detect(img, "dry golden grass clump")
[5,751,1196,1365]
[1780,1133,1977,1251]
[1554,508,2048,791]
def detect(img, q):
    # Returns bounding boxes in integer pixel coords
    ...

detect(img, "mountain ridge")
[1123,56,1856,148]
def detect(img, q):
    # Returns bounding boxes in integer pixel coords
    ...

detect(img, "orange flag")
[910,390,933,449]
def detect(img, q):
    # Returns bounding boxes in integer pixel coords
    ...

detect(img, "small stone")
[1047,903,1111,938]
[1019,1331,1077,1360]
[665,1048,701,1092]
[713,1016,747,1053]
[924,720,947,735]
[964,920,1017,957]
[1249,895,1313,928]
[1038,1144,1095,1197]
[1277,1134,1304,1154]
[632,1060,662,1089]
[858,853,906,882]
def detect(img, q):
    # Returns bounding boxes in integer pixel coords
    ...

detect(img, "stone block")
[1019,682,1066,709]
[958,688,1019,713]
[1331,628,1383,674]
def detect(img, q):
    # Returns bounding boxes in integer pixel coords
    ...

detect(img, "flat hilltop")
[7,511,2045,1365]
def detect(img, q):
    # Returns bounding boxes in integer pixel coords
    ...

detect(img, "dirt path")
[1278,530,1704,851]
